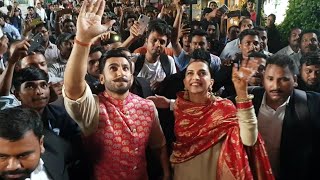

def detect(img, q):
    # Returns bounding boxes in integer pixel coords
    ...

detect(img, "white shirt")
[0,94,21,110]
[26,159,51,180]
[258,93,290,178]
[276,45,301,75]
[275,45,299,57]
[137,56,176,84]
[36,7,47,22]
[219,38,241,60]
[44,41,60,65]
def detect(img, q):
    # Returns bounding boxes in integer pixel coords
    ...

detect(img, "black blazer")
[249,87,320,180]
[42,130,72,180]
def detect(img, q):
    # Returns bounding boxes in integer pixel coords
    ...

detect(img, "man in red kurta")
[62,0,170,179]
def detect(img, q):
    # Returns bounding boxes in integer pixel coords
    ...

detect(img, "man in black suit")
[249,54,320,180]
[0,107,72,180]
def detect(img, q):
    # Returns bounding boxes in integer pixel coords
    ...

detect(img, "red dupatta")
[171,92,274,180]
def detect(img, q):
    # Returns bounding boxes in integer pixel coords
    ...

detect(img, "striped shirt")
[48,57,67,80]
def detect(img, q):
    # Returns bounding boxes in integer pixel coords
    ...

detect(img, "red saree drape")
[171,92,274,180]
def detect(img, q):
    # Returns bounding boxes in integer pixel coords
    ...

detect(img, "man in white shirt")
[0,107,71,180]
[36,2,47,23]
[134,19,177,92]
[290,30,319,74]
[275,27,302,56]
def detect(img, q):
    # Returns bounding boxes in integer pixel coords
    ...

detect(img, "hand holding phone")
[137,14,150,35]
[218,4,229,14]
[28,33,44,53]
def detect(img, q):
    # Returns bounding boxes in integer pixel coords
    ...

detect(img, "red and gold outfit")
[171,92,274,180]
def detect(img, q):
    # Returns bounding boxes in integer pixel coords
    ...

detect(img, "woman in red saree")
[149,51,274,180]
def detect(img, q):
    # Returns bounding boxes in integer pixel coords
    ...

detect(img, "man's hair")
[228,25,239,33]
[35,22,46,29]
[207,21,217,28]
[116,47,131,53]
[15,47,46,68]
[0,14,8,20]
[125,14,137,22]
[190,29,208,39]
[239,29,259,43]
[266,54,296,75]
[62,18,75,27]
[299,29,319,43]
[33,23,47,34]
[208,1,217,6]
[89,45,104,55]
[7,5,12,11]
[300,50,320,66]
[145,10,155,15]
[13,67,48,91]
[99,48,132,73]
[27,6,35,10]
[202,8,213,16]
[188,48,214,78]
[146,19,172,40]
[268,13,276,21]
[289,27,301,34]
[191,20,201,27]
[56,33,75,46]
[0,107,43,141]
[239,17,252,28]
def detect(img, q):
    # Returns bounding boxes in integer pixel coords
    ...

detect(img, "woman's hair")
[187,49,214,78]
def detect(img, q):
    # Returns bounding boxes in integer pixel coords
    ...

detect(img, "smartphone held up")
[28,33,44,54]
[137,14,150,34]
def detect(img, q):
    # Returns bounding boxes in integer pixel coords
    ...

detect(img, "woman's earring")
[208,87,216,101]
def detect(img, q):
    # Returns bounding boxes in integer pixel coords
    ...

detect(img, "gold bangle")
[235,94,254,103]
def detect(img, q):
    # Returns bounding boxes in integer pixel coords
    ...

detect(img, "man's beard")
[305,81,319,89]
[0,169,32,180]
[303,44,319,54]
[105,77,132,95]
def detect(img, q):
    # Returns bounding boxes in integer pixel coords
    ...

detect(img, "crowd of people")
[0,0,320,179]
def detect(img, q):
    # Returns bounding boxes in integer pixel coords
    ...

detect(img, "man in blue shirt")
[0,14,21,40]
[173,29,221,73]
[171,2,220,72]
